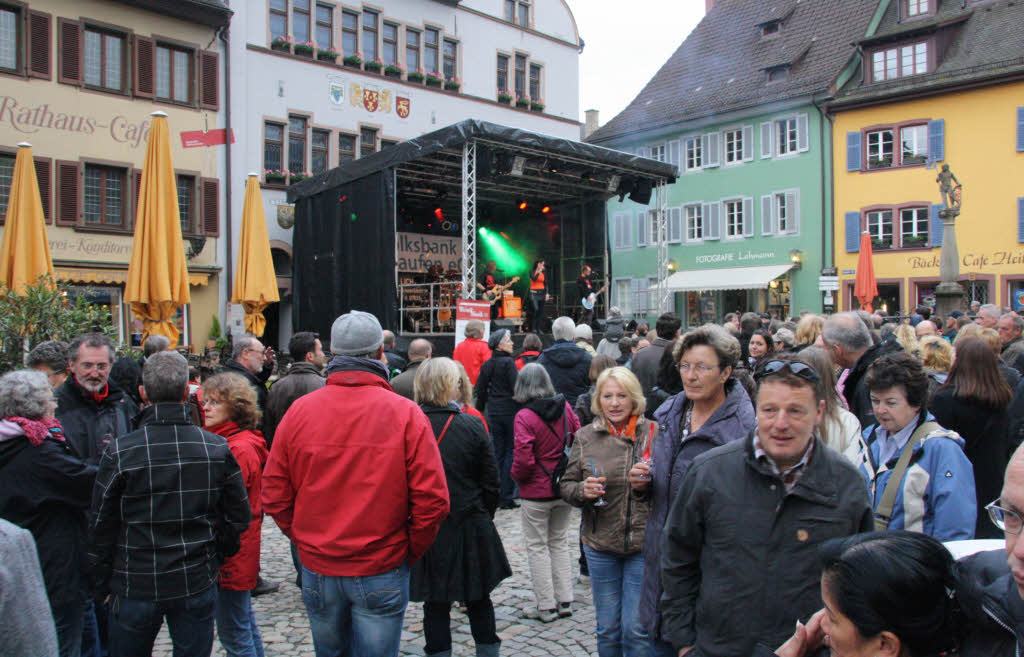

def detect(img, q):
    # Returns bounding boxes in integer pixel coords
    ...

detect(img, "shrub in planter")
[294,40,315,55]
[342,54,363,67]
[530,101,545,111]
[425,72,444,86]
[317,47,339,62]
[515,96,530,108]
[289,171,313,183]
[264,169,287,183]
[271,36,293,51]
[444,77,461,91]
[385,64,404,77]
[407,68,426,82]
[365,59,383,72]
[497,92,513,104]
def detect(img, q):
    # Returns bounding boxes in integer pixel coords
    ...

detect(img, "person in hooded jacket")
[637,325,755,655]
[476,329,521,509]
[643,339,682,420]
[511,363,582,623]
[596,308,626,360]
[515,334,543,370]
[538,316,592,406]
[0,369,97,657]
[201,373,269,657]
[411,358,511,657]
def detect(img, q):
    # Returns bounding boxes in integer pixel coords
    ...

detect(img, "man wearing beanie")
[262,310,450,656]
[475,329,521,508]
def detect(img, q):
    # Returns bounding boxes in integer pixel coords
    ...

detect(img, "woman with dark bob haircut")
[848,352,977,540]
[766,531,962,657]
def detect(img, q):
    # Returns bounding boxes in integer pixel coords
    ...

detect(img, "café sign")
[1,96,157,147]
[907,249,1024,270]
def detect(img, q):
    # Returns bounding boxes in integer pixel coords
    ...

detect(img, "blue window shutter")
[845,212,861,252]
[846,132,862,172]
[928,119,945,163]
[1017,107,1024,152]
[929,204,943,247]
[1018,197,1024,243]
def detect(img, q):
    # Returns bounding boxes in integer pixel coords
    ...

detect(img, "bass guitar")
[482,276,521,304]
[581,284,607,310]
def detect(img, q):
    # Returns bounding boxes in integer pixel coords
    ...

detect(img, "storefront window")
[129,304,188,348]
[1009,280,1024,312]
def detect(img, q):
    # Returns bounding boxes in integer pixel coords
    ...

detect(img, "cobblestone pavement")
[154,506,598,656]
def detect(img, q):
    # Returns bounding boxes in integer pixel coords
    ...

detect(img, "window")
[514,54,526,98]
[650,144,666,163]
[406,29,420,72]
[176,174,195,234]
[264,122,284,172]
[685,204,703,241]
[776,193,790,233]
[360,126,377,158]
[315,4,333,49]
[496,54,508,93]
[311,128,329,173]
[341,10,358,57]
[612,213,633,250]
[529,63,542,101]
[866,129,894,169]
[872,41,928,81]
[900,125,928,165]
[906,0,929,16]
[443,39,457,80]
[288,115,307,173]
[382,23,398,66]
[84,27,124,91]
[424,28,438,75]
[155,46,191,103]
[338,133,355,162]
[518,1,530,26]
[685,136,702,170]
[0,152,14,218]
[761,20,781,37]
[269,0,288,41]
[0,6,18,72]
[901,43,927,77]
[614,279,632,314]
[767,66,789,83]
[362,11,377,63]
[763,115,808,158]
[724,200,744,238]
[724,129,743,163]
[293,0,311,44]
[504,0,515,22]
[84,165,126,228]
[777,117,798,156]
[866,210,893,249]
[505,0,530,25]
[900,207,928,246]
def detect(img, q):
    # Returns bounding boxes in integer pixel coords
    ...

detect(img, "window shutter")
[57,18,82,85]
[927,119,945,163]
[133,36,155,98]
[201,177,220,236]
[761,195,774,236]
[668,207,682,243]
[636,213,647,247]
[199,50,220,110]
[55,160,81,226]
[929,204,943,247]
[1017,107,1024,153]
[844,212,861,253]
[846,132,862,171]
[742,197,753,237]
[131,168,142,228]
[1019,198,1024,243]
[786,190,799,235]
[668,140,680,169]
[704,202,721,240]
[742,125,754,161]
[797,114,809,152]
[28,11,52,79]
[33,157,52,224]
[760,122,773,159]
[703,133,720,168]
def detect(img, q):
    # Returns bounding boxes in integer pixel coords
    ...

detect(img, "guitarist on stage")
[476,260,500,319]
[577,264,600,326]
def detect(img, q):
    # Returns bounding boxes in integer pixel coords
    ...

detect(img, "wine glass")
[638,433,654,481]
[590,458,608,507]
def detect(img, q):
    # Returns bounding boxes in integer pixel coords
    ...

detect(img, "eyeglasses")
[754,360,821,384]
[679,362,718,375]
[986,499,1024,535]
[201,398,224,408]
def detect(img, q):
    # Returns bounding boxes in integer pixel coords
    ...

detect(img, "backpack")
[535,411,573,498]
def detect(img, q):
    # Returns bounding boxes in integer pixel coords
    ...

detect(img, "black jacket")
[384,349,408,376]
[538,340,592,405]
[842,339,903,428]
[631,337,672,395]
[88,403,251,601]
[264,361,325,446]
[660,435,873,657]
[221,360,271,415]
[475,351,520,416]
[410,403,511,602]
[957,549,1022,657]
[0,431,97,610]
[56,377,139,464]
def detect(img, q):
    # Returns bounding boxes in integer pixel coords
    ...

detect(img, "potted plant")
[264,169,287,184]
[515,95,530,109]
[289,171,312,183]
[425,71,444,87]
[271,35,293,52]
[444,77,461,91]
[342,52,363,67]
[903,234,928,246]
[407,68,426,83]
[530,100,545,111]
[294,40,315,56]
[871,238,891,249]
[317,46,339,62]
[207,315,222,352]
[384,63,404,78]
[497,92,513,104]
[365,58,383,72]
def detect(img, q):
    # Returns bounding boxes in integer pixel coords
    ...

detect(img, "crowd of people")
[2,300,1024,657]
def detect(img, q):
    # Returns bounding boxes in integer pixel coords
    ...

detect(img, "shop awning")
[54,267,211,287]
[659,263,794,292]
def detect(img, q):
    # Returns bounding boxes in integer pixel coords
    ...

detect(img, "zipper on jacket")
[982,604,1020,657]
[624,437,634,554]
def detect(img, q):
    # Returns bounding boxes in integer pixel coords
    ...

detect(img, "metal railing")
[398,281,460,335]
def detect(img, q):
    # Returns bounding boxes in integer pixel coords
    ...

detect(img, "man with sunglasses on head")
[659,354,872,657]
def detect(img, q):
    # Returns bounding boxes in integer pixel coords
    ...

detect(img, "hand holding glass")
[589,458,608,507]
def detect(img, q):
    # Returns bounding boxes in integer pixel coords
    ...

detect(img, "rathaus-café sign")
[0,96,157,148]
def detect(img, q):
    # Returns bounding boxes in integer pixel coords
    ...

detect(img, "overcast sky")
[564,0,706,125]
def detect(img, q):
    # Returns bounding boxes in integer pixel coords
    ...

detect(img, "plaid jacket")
[87,403,251,601]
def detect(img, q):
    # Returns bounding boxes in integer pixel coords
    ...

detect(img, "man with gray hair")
[221,335,274,416]
[142,334,172,359]
[998,312,1024,373]
[27,340,70,389]
[822,311,903,427]
[88,350,251,657]
[538,316,592,405]
[389,338,432,400]
[977,303,1001,329]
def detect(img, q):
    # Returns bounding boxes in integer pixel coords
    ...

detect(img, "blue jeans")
[488,413,517,505]
[216,587,265,657]
[80,599,105,657]
[583,545,646,657]
[300,562,409,657]
[647,638,676,657]
[108,586,216,657]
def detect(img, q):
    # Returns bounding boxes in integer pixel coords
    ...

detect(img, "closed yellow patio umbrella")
[0,142,55,294]
[125,111,190,345]
[231,173,279,337]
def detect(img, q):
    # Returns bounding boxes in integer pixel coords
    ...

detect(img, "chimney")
[706,0,715,13]
[584,109,600,138]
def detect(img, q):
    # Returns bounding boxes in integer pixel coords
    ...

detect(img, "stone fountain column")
[934,205,965,316]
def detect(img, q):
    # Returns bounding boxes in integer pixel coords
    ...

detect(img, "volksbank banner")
[396,233,462,273]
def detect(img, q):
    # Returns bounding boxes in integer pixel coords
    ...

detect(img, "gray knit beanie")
[330,310,384,356]
[488,329,509,350]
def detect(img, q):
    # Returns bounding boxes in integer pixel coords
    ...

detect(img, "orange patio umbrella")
[854,231,878,313]
[0,142,55,294]
[231,173,279,337]
[125,111,191,345]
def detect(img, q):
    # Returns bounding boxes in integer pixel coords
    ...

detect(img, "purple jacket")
[511,396,581,500]
[639,379,756,643]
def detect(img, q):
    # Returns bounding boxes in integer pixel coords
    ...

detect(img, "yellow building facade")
[833,81,1024,315]
[0,0,229,350]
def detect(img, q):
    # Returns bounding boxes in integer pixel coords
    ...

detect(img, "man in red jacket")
[262,310,449,657]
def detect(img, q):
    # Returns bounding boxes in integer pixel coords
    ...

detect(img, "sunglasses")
[754,359,821,384]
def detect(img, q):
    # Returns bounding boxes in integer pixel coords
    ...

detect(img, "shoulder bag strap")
[436,414,456,445]
[873,421,940,531]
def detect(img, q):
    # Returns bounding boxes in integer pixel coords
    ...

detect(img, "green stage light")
[479,228,529,274]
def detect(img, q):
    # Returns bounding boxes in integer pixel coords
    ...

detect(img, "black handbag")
[536,413,572,497]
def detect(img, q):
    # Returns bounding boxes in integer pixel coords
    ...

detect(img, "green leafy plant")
[497,92,513,103]
[343,53,363,66]
[365,59,383,71]
[530,101,545,111]
[209,315,222,340]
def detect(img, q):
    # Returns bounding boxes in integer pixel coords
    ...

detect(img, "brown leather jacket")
[560,417,653,555]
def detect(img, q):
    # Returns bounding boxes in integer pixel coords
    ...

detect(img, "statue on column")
[936,164,962,211]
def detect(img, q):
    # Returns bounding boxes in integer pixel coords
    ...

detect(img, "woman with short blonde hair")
[795,314,825,347]
[920,335,953,374]
[414,357,461,406]
[590,366,646,430]
[893,323,921,359]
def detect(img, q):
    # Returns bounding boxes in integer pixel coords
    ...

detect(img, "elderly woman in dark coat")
[637,325,756,656]
[0,369,98,657]
[412,357,511,657]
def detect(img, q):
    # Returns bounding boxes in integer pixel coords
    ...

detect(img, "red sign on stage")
[180,128,235,148]
[455,300,492,347]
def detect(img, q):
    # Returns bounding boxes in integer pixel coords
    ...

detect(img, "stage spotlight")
[607,175,621,192]
[629,179,653,205]
[541,206,551,214]
[434,208,444,221]
[518,200,528,211]
[511,155,527,177]
[495,152,514,175]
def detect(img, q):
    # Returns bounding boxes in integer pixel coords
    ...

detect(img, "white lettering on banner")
[454,300,492,348]
[694,250,777,265]
[695,253,735,264]
[395,232,462,273]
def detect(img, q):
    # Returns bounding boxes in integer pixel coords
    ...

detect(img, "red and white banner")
[454,300,491,347]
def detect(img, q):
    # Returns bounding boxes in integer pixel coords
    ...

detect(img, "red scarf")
[609,414,639,440]
[75,376,110,404]
[3,416,64,446]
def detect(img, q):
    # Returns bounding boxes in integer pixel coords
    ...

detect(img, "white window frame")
[613,277,633,315]
[777,117,798,156]
[771,113,809,158]
[650,143,666,163]
[866,209,894,247]
[723,198,745,240]
[684,203,704,243]
[866,129,894,169]
[899,206,928,245]
[684,135,703,172]
[724,128,743,165]
[612,211,633,251]
[668,206,683,244]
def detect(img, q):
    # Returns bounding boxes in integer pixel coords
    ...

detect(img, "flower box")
[265,172,287,183]
[444,79,461,91]
[365,60,383,72]
[342,54,363,67]
[515,98,530,108]
[407,71,426,82]
[384,64,404,78]
[317,48,339,62]
[271,36,293,52]
[289,173,311,183]
[497,93,513,104]
[530,101,545,111]
[425,73,444,87]
[294,42,315,56]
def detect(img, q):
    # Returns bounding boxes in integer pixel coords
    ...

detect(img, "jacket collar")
[138,403,193,427]
[743,432,838,506]
[326,368,395,392]
[62,375,127,408]
[223,359,260,384]
[490,350,514,359]
[287,361,324,377]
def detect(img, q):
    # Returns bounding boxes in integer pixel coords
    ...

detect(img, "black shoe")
[252,576,280,596]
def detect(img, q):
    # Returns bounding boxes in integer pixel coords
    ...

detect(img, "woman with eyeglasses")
[635,325,755,656]
[849,352,977,541]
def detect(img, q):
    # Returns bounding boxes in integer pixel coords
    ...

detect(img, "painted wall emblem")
[363,87,380,112]
[396,97,410,119]
[329,82,345,104]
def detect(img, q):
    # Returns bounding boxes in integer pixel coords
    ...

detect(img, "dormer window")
[761,20,781,37]
[767,65,790,83]
[871,40,930,81]
[905,0,931,18]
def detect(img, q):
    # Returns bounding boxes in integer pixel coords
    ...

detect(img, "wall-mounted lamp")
[667,259,678,272]
[769,280,779,289]
[789,249,803,270]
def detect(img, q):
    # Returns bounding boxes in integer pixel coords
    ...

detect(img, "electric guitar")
[482,277,520,304]
[581,284,607,310]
